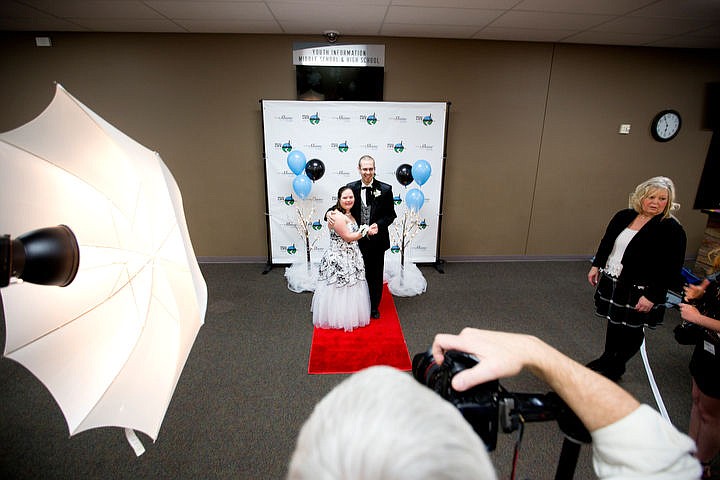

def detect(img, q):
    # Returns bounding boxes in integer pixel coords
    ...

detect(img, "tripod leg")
[554,437,582,480]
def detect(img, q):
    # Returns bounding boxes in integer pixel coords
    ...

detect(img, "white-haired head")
[287,365,496,480]
[628,176,679,219]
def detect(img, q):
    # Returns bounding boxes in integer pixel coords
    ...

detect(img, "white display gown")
[311,222,371,331]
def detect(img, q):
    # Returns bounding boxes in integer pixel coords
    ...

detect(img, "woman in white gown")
[312,186,371,331]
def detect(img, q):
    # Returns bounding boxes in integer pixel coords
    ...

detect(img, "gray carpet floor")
[0,261,699,479]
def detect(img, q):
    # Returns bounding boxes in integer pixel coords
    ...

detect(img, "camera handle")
[499,392,591,480]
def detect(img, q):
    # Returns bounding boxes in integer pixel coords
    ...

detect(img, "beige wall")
[0,33,717,261]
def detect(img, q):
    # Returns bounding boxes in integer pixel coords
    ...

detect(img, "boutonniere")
[373,189,381,197]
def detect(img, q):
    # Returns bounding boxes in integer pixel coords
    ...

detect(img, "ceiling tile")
[176,20,284,34]
[564,30,667,46]
[147,1,274,21]
[474,26,576,42]
[0,17,87,31]
[268,2,388,23]
[491,11,615,30]
[280,21,381,36]
[514,0,655,16]
[593,16,714,36]
[70,17,186,32]
[390,0,516,8]
[380,23,480,38]
[385,6,502,26]
[632,0,720,19]
[21,0,161,19]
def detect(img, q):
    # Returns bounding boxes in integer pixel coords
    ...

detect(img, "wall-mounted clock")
[651,109,681,142]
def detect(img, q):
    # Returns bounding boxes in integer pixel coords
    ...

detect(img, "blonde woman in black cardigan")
[586,176,687,381]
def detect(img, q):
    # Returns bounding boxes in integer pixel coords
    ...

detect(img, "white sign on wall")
[293,44,385,67]
[261,100,448,266]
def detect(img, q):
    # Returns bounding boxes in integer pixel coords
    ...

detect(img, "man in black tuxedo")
[329,155,396,318]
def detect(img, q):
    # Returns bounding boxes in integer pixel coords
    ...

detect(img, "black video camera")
[412,349,591,451]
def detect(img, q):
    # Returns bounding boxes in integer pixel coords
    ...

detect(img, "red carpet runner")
[308,284,412,374]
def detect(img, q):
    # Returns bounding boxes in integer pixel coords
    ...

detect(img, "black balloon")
[395,163,414,186]
[305,159,325,182]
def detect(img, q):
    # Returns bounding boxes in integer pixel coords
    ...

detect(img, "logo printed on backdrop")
[362,113,378,125]
[302,143,323,152]
[390,141,405,153]
[331,141,349,153]
[416,143,434,151]
[281,191,323,205]
[303,112,320,125]
[284,244,298,254]
[281,194,323,205]
[420,114,433,126]
[333,114,352,122]
[389,115,408,123]
[393,195,402,205]
[419,220,428,229]
[274,114,294,122]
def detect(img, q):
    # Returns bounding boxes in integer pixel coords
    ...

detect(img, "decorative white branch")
[390,207,422,267]
[293,200,321,267]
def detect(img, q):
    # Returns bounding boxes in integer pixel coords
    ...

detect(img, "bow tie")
[362,186,372,190]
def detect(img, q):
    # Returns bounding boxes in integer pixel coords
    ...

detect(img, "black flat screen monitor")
[296,65,384,101]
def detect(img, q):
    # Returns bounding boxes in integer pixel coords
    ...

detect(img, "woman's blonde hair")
[628,176,680,219]
[708,246,720,272]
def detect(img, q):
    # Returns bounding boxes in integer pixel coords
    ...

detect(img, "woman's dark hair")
[335,186,354,213]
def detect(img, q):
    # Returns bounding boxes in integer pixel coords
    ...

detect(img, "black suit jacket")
[592,208,687,304]
[348,179,397,252]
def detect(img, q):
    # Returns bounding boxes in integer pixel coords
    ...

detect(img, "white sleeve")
[591,404,701,480]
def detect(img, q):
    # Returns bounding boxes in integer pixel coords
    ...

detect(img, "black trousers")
[600,321,646,371]
[359,245,385,311]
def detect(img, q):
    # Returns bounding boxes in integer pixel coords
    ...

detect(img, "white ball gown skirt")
[312,224,371,332]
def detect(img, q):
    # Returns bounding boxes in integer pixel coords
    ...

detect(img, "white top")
[592,405,700,479]
[604,228,638,277]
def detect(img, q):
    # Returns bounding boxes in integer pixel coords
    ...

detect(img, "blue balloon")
[405,188,425,212]
[287,150,307,176]
[292,173,312,200]
[412,159,432,186]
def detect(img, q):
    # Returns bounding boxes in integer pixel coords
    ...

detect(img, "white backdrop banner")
[261,100,448,265]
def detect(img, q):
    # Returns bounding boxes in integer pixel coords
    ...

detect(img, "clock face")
[651,109,681,142]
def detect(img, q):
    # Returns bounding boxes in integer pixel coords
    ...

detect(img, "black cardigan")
[592,209,687,304]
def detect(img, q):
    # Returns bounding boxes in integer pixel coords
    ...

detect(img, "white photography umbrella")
[0,84,207,449]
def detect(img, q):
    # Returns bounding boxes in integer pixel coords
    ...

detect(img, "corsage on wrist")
[358,224,370,237]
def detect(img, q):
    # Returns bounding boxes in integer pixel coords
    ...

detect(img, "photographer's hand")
[432,329,528,389]
[431,328,639,433]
